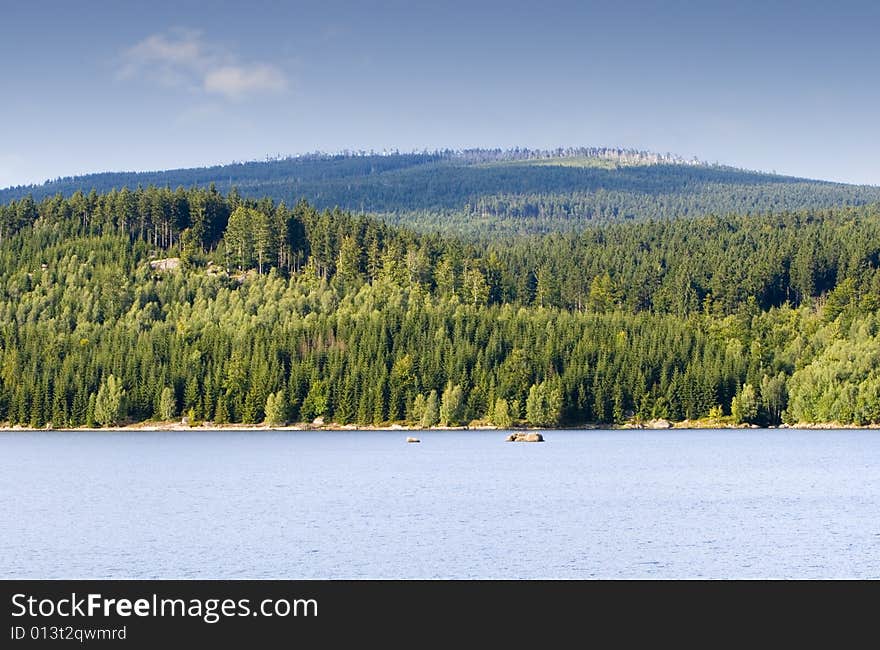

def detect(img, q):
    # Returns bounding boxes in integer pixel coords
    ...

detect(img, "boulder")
[506,432,544,442]
[406,437,420,443]
[647,418,672,429]
[149,257,181,272]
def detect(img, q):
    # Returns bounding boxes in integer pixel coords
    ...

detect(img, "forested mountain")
[3,186,880,429]
[3,148,880,237]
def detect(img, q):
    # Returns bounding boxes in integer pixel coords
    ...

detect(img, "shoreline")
[2,420,879,432]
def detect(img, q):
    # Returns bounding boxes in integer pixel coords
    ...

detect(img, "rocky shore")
[3,418,879,432]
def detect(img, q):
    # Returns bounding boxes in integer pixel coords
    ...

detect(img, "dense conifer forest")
[3,184,880,429]
[4,149,880,238]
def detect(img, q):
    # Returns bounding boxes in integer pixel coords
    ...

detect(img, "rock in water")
[506,432,544,442]
[406,437,421,443]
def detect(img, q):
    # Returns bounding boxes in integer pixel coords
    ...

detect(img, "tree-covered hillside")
[3,148,880,237]
[3,186,880,428]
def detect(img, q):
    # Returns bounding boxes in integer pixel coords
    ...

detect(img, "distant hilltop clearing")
[9,146,706,191]
[234,146,703,165]
[2,146,879,237]
[395,146,703,166]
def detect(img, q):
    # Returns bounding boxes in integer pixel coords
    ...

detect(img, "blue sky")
[2,0,880,187]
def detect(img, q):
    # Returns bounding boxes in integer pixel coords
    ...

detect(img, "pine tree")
[184,375,200,414]
[214,394,229,424]
[159,386,176,421]
[334,235,362,292]
[242,385,262,424]
[86,393,97,428]
[372,373,388,424]
[251,209,273,275]
[411,393,427,423]
[225,206,254,270]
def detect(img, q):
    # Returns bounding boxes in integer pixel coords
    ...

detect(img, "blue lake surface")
[1,429,879,579]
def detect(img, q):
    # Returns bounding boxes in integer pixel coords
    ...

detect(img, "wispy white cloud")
[204,64,288,100]
[126,29,206,68]
[120,28,289,100]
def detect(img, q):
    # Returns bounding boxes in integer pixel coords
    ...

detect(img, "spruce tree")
[159,386,176,421]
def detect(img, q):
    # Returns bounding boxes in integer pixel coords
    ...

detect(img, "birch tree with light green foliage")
[420,390,440,428]
[525,379,562,427]
[785,335,880,425]
[730,383,758,424]
[264,391,287,426]
[94,375,125,427]
[760,373,787,425]
[439,382,464,426]
[492,397,513,428]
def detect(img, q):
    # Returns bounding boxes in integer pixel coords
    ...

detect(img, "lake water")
[1,429,879,579]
